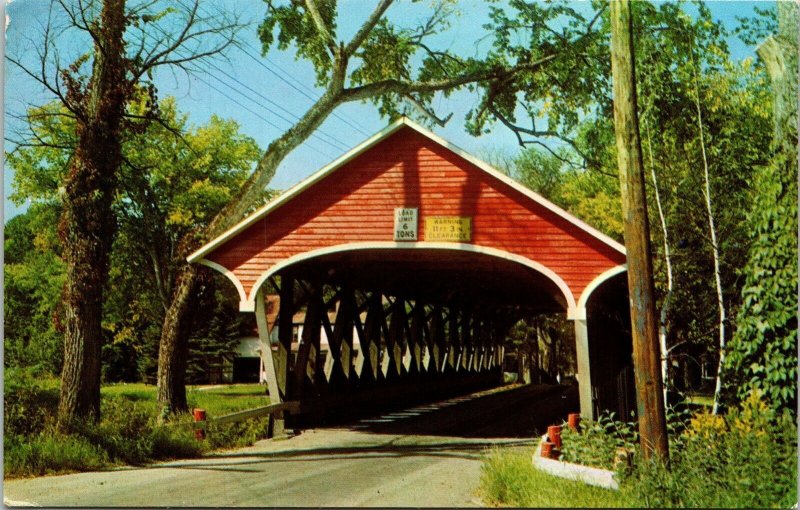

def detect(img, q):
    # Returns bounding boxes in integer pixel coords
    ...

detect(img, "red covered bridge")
[188,118,633,429]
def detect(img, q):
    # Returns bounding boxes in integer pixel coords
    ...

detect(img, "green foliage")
[560,413,638,470]
[6,96,261,382]
[482,394,795,508]
[620,392,797,508]
[479,447,628,508]
[185,279,250,384]
[505,315,575,383]
[723,3,798,413]
[723,150,798,411]
[4,368,60,437]
[4,433,109,478]
[3,380,269,478]
[205,417,272,451]
[476,0,610,141]
[3,204,65,374]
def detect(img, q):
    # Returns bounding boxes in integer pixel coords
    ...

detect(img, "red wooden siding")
[207,126,625,302]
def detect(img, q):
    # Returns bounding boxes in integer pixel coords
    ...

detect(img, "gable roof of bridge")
[187,118,625,310]
[189,117,625,262]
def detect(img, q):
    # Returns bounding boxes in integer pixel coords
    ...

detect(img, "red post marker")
[193,408,206,440]
[541,441,555,459]
[547,425,562,449]
[568,413,581,432]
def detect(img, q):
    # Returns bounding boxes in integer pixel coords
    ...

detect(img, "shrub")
[206,417,272,450]
[149,420,204,459]
[75,396,160,465]
[4,367,59,437]
[4,433,108,478]
[4,381,272,478]
[560,412,638,470]
[620,391,797,508]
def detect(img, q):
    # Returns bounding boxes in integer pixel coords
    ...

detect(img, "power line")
[144,14,346,158]
[189,71,338,160]
[238,43,372,137]
[201,58,350,152]
[194,62,347,154]
[169,0,371,137]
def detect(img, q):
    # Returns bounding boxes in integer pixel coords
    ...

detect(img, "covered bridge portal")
[189,118,632,429]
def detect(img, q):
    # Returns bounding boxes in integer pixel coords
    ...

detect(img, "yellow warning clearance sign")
[424,216,472,242]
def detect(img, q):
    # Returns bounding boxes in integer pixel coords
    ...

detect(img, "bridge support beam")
[572,315,594,420]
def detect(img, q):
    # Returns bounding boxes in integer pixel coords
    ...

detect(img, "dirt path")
[3,384,577,507]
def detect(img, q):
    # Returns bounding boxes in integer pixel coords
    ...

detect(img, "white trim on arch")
[187,117,626,264]
[572,265,628,320]
[240,241,579,318]
[197,259,253,312]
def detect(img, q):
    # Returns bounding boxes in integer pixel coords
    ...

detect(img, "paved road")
[3,383,578,508]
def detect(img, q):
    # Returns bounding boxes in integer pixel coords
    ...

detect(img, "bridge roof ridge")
[187,117,625,263]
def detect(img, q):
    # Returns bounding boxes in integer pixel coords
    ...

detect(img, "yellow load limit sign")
[425,217,471,242]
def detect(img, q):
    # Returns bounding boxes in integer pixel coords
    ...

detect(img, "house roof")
[188,117,625,263]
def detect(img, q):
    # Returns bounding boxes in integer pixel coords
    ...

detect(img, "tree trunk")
[609,0,669,461]
[57,0,128,430]
[688,48,727,415]
[156,264,201,414]
[156,84,344,413]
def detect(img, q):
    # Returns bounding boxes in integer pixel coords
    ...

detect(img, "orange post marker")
[568,413,581,432]
[547,425,562,449]
[541,441,555,459]
[193,408,206,440]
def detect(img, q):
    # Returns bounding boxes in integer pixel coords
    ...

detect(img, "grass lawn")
[685,392,714,407]
[5,381,274,478]
[101,383,270,416]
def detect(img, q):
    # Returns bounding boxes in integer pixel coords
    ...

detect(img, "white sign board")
[394,207,418,241]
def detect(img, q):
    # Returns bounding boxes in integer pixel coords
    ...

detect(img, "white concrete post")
[572,316,594,420]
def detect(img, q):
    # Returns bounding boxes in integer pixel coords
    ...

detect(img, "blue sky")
[3,0,772,220]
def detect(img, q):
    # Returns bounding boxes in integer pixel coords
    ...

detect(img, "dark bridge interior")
[260,248,578,432]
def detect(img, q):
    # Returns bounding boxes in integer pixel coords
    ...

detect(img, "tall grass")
[4,374,273,478]
[5,434,109,477]
[479,448,629,508]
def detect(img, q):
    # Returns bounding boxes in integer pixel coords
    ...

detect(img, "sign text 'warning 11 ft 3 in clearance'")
[424,216,472,242]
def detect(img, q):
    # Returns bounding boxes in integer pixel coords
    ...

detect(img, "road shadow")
[129,384,575,476]
[331,383,579,439]
[140,437,536,474]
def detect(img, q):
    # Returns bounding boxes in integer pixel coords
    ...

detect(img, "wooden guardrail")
[192,401,300,439]
[209,401,299,426]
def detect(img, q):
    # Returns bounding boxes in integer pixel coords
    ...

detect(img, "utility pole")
[609,0,669,461]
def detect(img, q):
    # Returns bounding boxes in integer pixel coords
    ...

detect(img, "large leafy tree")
[4,204,66,375]
[493,2,773,404]
[155,0,607,414]
[8,96,261,385]
[7,0,240,428]
[723,2,798,413]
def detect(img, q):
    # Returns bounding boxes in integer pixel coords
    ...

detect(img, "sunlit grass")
[479,447,629,508]
[6,381,272,478]
[100,383,270,416]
